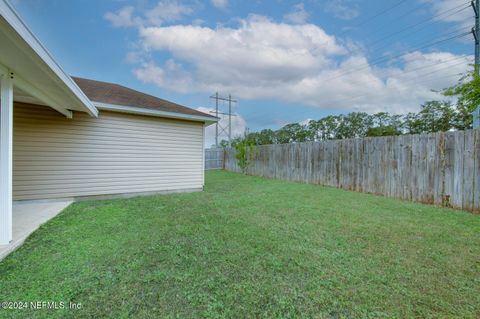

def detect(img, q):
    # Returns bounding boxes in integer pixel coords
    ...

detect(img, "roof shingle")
[72,76,216,120]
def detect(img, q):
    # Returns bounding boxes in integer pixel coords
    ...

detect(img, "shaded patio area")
[0,200,72,260]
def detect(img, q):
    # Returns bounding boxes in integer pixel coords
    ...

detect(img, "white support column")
[202,124,206,188]
[0,72,13,245]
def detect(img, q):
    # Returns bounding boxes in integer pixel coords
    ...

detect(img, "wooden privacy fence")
[225,129,480,213]
[205,148,224,170]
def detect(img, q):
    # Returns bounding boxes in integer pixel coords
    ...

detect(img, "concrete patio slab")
[0,200,72,261]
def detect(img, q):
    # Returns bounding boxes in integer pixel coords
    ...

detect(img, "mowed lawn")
[0,171,479,318]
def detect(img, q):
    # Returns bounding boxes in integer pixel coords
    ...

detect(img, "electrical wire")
[313,58,473,108]
[367,2,471,47]
[307,1,475,111]
[349,0,410,29]
[311,72,468,109]
[323,31,471,83]
[387,57,472,81]
[335,0,411,38]
[391,1,432,21]
[369,23,473,53]
[376,55,472,77]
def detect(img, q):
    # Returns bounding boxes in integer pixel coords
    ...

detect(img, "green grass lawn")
[0,171,479,318]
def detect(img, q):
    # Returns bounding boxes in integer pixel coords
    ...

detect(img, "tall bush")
[234,135,256,174]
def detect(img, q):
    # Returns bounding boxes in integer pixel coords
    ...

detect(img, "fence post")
[222,131,477,212]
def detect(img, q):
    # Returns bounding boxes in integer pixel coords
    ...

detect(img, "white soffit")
[0,0,98,117]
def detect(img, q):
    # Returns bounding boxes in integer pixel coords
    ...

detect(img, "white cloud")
[105,0,192,28]
[133,59,194,93]
[422,0,472,27]
[211,0,227,9]
[105,6,139,28]
[101,3,474,117]
[325,0,360,20]
[132,14,472,114]
[197,107,247,147]
[145,0,193,26]
[124,51,144,64]
[284,3,308,24]
[136,15,345,93]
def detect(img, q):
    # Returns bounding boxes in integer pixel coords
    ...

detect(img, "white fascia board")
[0,0,98,117]
[0,62,72,118]
[94,102,219,125]
[14,74,73,118]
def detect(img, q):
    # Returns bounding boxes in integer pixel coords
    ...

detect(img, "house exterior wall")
[13,103,204,200]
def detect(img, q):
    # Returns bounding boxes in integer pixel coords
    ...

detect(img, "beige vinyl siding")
[13,103,204,200]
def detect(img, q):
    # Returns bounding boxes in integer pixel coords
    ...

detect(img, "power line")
[312,59,472,108]
[335,0,410,38]
[374,31,470,66]
[314,1,470,59]
[310,72,468,110]
[369,23,473,54]
[391,55,472,75]
[349,0,410,29]
[367,2,471,47]
[391,1,431,22]
[395,57,473,79]
[347,0,431,44]
[305,1,475,119]
[314,56,473,107]
[323,31,471,83]
[336,1,472,72]
[327,12,471,87]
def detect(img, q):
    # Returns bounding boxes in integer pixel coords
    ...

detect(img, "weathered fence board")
[224,129,480,213]
[205,148,224,170]
[474,129,480,211]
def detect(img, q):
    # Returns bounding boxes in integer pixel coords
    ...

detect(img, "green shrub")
[234,135,255,174]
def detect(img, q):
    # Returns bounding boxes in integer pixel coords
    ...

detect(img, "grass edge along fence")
[224,129,480,213]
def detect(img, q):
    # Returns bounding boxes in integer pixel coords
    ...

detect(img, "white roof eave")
[94,102,219,126]
[0,0,98,117]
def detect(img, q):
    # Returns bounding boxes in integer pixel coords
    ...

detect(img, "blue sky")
[11,0,474,146]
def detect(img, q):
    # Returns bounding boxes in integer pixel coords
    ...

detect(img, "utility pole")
[473,0,480,128]
[209,93,237,147]
[475,0,480,73]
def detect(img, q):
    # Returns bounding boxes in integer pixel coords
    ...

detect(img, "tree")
[309,115,342,140]
[234,134,256,174]
[452,103,473,131]
[441,69,479,129]
[255,129,276,145]
[219,140,230,148]
[241,75,478,144]
[403,112,422,135]
[366,126,400,137]
[442,70,480,113]
[275,123,309,144]
[366,112,402,137]
[337,112,372,139]
[417,101,455,133]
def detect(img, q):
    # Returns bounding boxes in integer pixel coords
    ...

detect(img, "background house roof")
[72,77,216,120]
